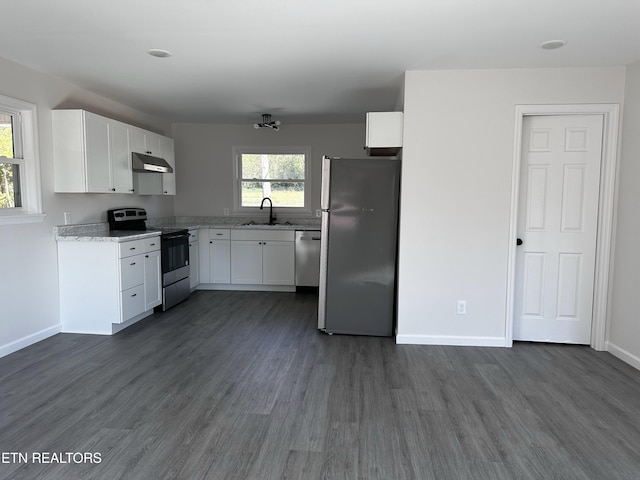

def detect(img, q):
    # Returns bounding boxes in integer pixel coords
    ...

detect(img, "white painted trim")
[506,104,620,351]
[0,94,44,222]
[606,342,640,371]
[0,213,46,225]
[0,324,61,359]
[395,335,506,347]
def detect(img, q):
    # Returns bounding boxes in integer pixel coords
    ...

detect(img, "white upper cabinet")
[160,136,176,195]
[53,110,134,193]
[365,111,404,155]
[53,109,176,195]
[110,120,133,193]
[130,126,162,157]
[131,128,176,196]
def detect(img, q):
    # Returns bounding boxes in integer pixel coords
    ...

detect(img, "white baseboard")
[395,334,507,347]
[0,324,61,359]
[197,284,296,292]
[606,341,640,371]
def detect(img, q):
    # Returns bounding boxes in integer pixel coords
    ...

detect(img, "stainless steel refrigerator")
[318,156,401,336]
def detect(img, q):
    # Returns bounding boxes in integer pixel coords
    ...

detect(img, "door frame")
[505,104,620,350]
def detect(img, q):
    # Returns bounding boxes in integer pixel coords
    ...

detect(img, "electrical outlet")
[456,300,467,315]
[315,209,321,218]
[223,208,229,216]
[63,212,71,225]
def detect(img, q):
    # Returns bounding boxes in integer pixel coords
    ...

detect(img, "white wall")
[397,67,626,346]
[0,56,175,357]
[172,123,365,218]
[607,60,640,369]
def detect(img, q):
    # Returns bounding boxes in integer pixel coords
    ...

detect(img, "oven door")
[161,232,190,286]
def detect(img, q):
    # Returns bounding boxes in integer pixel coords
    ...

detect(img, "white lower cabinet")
[199,228,231,284]
[230,230,295,286]
[57,234,162,335]
[262,242,296,285]
[197,228,295,290]
[231,241,263,284]
[210,240,231,283]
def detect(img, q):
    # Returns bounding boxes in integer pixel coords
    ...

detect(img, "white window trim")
[232,146,312,216]
[0,94,45,225]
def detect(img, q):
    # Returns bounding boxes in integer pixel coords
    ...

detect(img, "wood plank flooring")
[1,290,640,479]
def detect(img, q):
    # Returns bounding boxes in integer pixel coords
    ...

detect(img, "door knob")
[516,238,523,246]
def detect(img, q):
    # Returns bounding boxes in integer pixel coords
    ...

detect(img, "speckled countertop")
[55,216,321,242]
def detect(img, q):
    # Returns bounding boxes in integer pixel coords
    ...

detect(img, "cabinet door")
[366,112,403,148]
[160,136,176,195]
[144,249,162,310]
[210,240,231,284]
[189,240,200,288]
[145,131,162,156]
[110,120,133,193]
[130,126,146,154]
[231,241,262,284]
[262,241,295,285]
[84,112,112,193]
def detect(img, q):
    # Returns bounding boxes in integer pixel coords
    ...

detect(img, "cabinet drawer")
[119,239,146,258]
[120,254,145,291]
[144,236,161,252]
[188,229,198,241]
[121,284,145,322]
[209,229,230,240]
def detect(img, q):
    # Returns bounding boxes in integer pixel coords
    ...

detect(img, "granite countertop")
[55,229,163,242]
[55,218,321,242]
[170,222,321,231]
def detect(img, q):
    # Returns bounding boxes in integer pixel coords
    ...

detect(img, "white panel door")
[514,115,603,344]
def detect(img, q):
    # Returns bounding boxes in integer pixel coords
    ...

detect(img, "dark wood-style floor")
[1,291,640,479]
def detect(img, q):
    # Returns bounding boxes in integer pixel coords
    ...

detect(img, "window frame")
[232,146,312,216]
[0,94,44,225]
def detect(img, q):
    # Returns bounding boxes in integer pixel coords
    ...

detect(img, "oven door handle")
[162,233,189,240]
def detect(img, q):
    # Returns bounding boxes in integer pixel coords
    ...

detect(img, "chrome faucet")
[260,197,276,225]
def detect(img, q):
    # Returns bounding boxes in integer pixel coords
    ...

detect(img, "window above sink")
[232,145,312,216]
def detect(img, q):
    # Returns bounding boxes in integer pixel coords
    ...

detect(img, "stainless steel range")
[107,208,190,311]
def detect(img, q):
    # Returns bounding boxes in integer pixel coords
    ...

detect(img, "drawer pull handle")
[129,247,136,250]
[131,293,137,297]
[130,262,136,265]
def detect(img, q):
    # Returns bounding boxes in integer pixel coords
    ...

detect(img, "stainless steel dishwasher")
[295,230,321,287]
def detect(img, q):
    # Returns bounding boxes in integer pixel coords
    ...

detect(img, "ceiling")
[2,1,639,124]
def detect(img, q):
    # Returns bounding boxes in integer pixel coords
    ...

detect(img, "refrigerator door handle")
[320,156,332,211]
[317,210,330,331]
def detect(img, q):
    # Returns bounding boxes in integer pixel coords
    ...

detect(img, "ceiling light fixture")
[539,40,567,50]
[253,114,281,131]
[146,49,172,58]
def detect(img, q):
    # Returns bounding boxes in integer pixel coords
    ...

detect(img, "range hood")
[131,152,173,173]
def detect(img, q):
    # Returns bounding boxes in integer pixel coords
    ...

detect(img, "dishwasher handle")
[298,234,321,241]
